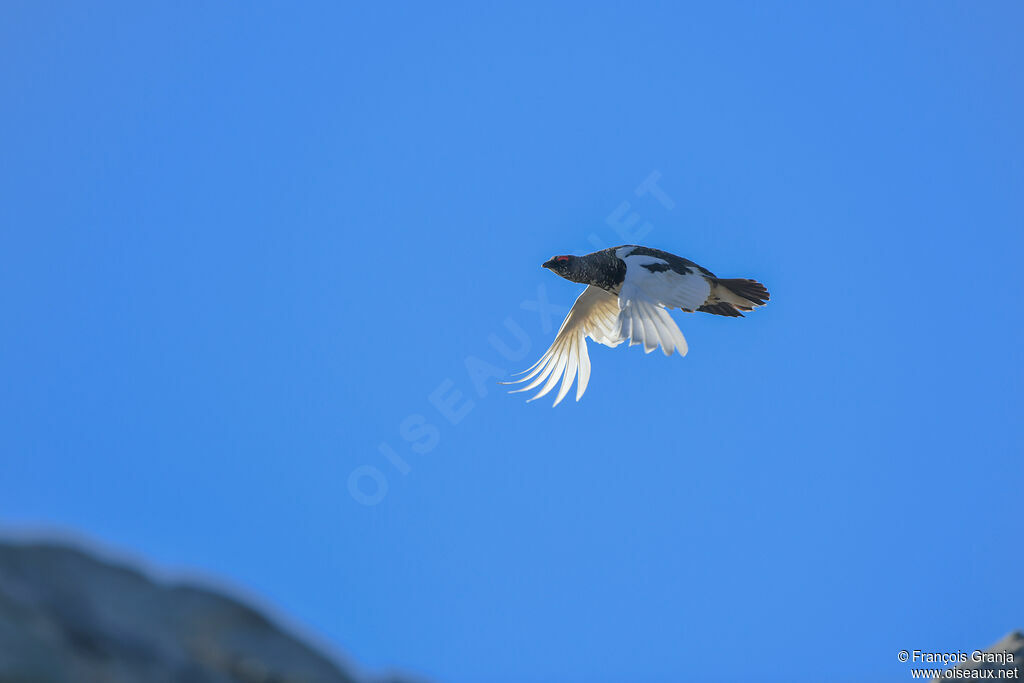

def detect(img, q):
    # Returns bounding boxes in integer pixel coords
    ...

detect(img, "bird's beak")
[542,258,556,269]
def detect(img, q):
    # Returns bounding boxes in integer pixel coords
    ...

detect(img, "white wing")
[616,294,690,356]
[502,285,622,406]
[615,247,712,312]
[614,247,709,356]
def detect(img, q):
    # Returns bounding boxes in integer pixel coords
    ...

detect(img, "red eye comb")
[556,255,569,262]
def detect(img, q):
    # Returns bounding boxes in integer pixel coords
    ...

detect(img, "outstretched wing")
[615,293,690,356]
[502,286,622,406]
[612,246,710,356]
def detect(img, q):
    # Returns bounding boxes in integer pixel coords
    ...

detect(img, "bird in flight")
[503,245,769,406]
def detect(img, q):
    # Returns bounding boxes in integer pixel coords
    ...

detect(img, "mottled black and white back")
[503,245,769,405]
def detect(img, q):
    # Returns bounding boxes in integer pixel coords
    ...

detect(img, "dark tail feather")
[697,301,745,317]
[698,278,770,317]
[719,278,770,307]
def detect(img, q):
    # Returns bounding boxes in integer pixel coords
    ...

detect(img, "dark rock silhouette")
[0,541,421,683]
[3,539,1019,683]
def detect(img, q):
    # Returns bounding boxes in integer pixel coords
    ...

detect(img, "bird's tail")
[698,278,770,317]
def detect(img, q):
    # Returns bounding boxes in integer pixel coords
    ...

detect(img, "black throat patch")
[573,248,628,293]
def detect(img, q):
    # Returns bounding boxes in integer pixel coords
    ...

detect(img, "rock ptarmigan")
[503,245,769,406]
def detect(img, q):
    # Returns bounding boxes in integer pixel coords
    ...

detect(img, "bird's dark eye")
[556,256,569,262]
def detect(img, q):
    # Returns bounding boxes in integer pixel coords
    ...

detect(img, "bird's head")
[542,254,577,280]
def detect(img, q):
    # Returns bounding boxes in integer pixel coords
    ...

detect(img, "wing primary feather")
[507,357,546,377]
[527,346,569,402]
[641,303,658,353]
[505,285,623,405]
[500,349,554,386]
[657,312,675,356]
[509,350,560,393]
[553,333,579,406]
[576,336,591,401]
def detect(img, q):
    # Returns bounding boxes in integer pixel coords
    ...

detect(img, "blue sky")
[2,2,1022,682]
